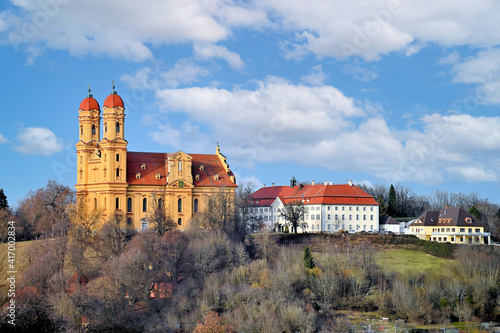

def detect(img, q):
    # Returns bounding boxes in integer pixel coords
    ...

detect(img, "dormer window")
[465,217,472,224]
[199,165,205,171]
[155,173,161,180]
[136,173,141,179]
[141,163,146,170]
[195,174,200,181]
[213,174,219,181]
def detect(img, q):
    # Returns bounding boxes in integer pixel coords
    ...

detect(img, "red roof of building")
[104,93,124,108]
[250,184,378,206]
[126,152,236,187]
[79,96,100,111]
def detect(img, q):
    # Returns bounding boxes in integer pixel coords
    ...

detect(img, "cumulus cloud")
[448,48,500,104]
[301,65,327,86]
[1,0,266,62]
[194,43,244,69]
[0,134,7,143]
[149,79,500,184]
[14,126,63,156]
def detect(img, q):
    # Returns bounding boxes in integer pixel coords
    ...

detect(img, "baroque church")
[75,86,237,230]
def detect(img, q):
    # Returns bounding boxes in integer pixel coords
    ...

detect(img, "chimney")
[311,180,315,185]
[263,183,266,187]
[329,180,333,185]
[324,180,327,185]
[348,180,353,186]
[271,183,275,187]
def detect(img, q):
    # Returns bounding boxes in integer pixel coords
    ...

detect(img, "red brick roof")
[250,184,378,206]
[126,152,236,187]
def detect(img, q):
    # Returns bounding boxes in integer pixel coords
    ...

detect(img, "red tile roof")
[250,184,379,206]
[79,96,100,111]
[126,152,236,187]
[104,93,124,108]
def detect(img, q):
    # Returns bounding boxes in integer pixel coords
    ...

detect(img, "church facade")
[75,87,237,230]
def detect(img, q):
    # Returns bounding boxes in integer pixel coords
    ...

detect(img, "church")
[75,86,237,230]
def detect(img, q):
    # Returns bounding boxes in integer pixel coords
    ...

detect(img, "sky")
[1,0,500,208]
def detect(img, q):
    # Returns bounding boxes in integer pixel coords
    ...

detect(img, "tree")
[468,206,482,221]
[303,246,315,269]
[149,190,175,235]
[0,189,8,209]
[388,184,397,217]
[196,189,240,239]
[280,200,306,234]
[235,181,262,235]
[193,311,235,333]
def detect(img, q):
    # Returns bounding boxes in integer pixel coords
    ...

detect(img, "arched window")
[115,197,119,210]
[178,218,182,225]
[116,168,120,177]
[80,126,83,135]
[158,198,163,208]
[178,198,182,212]
[127,198,132,212]
[193,198,198,213]
[94,198,97,210]
[127,218,132,226]
[116,122,120,133]
[92,124,96,135]
[116,154,120,162]
[143,198,147,212]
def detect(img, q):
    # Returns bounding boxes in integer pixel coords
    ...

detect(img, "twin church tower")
[75,85,236,230]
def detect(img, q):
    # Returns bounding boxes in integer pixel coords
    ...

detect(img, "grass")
[377,249,456,276]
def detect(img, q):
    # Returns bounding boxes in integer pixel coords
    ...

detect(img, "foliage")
[388,184,397,217]
[303,245,315,269]
[0,188,8,209]
[468,205,482,221]
[194,311,235,333]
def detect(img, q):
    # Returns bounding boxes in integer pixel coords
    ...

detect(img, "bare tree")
[148,190,175,235]
[279,200,306,234]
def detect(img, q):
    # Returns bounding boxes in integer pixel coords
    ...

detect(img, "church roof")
[126,151,236,187]
[79,96,100,111]
[250,184,379,206]
[104,93,124,108]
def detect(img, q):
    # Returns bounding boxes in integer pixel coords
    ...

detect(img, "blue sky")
[1,0,500,207]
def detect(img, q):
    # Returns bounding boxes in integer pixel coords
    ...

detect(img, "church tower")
[75,88,101,189]
[99,83,128,215]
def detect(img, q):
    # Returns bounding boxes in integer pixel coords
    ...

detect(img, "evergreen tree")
[388,184,397,217]
[0,189,7,209]
[468,206,482,221]
[303,246,315,269]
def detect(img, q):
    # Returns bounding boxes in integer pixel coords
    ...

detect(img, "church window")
[105,124,107,133]
[178,218,182,225]
[104,197,106,209]
[194,198,198,213]
[143,198,147,212]
[136,173,141,179]
[127,218,132,226]
[92,125,96,135]
[158,198,163,208]
[116,168,120,178]
[141,163,146,170]
[116,154,120,162]
[127,198,132,212]
[178,161,182,172]
[80,126,83,135]
[178,198,182,212]
[195,174,200,181]
[199,165,205,171]
[94,198,97,210]
[115,197,119,210]
[116,122,120,133]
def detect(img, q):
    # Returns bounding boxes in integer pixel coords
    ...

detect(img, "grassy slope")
[376,248,455,276]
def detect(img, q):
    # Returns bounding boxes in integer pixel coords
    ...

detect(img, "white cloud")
[1,0,267,62]
[194,43,244,70]
[14,126,63,156]
[0,134,7,143]
[301,65,327,86]
[342,63,378,82]
[121,60,210,90]
[149,79,500,185]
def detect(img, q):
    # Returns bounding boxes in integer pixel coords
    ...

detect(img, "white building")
[249,179,380,233]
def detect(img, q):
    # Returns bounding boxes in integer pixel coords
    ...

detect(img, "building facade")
[249,179,380,233]
[407,206,491,244]
[75,87,236,230]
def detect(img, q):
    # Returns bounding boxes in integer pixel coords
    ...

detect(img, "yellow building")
[408,206,490,244]
[75,87,237,230]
